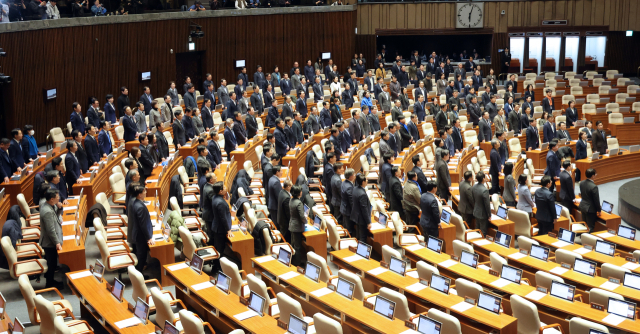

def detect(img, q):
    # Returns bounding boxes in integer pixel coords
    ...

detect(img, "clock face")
[457,3,483,29]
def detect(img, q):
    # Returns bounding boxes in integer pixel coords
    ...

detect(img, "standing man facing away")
[579,168,601,233]
[419,180,440,238]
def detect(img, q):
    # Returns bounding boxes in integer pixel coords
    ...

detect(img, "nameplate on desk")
[548,232,557,238]
[348,246,357,253]
[489,269,499,277]
[327,284,336,291]
[625,256,637,263]
[584,245,593,251]
[450,255,459,262]
[297,266,305,274]
[404,320,416,330]
[419,241,426,247]
[363,300,374,310]
[561,262,572,270]
[536,286,548,294]
[277,319,288,330]
[608,229,617,235]
[519,249,529,256]
[380,261,389,269]
[464,296,476,305]
[608,277,621,285]
[591,302,605,311]
[485,235,494,242]
[239,296,248,306]
[419,279,429,286]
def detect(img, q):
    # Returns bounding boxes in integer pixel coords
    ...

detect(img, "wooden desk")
[72,152,128,209]
[586,112,639,130]
[251,255,427,334]
[221,160,255,271]
[303,229,327,260]
[230,134,265,171]
[66,270,158,334]
[0,192,11,232]
[142,197,176,286]
[575,151,640,185]
[609,123,640,146]
[146,157,182,213]
[328,249,518,334]
[164,262,284,334]
[283,141,314,184]
[527,141,576,170]
[4,147,66,206]
[402,244,640,333]
[59,196,88,272]
[592,230,640,253]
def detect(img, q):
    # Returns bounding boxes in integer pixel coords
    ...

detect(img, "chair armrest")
[35,287,65,299]
[144,278,163,290]
[107,253,136,270]
[409,312,428,322]
[238,269,247,280]
[268,301,279,318]
[51,301,75,319]
[201,322,215,334]
[66,320,93,332]
[13,259,45,276]
[17,242,44,256]
[574,294,583,303]
[404,225,422,235]
[521,278,531,286]
[364,292,379,302]
[539,324,565,334]
[267,287,277,299]
[195,246,220,259]
[464,229,484,242]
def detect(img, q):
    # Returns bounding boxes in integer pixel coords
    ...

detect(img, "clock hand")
[468,7,473,22]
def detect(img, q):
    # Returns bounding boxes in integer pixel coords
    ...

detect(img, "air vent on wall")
[526,32,543,37]
[563,32,580,36]
[586,31,604,36]
[508,33,525,37]
[542,20,568,25]
[545,32,562,36]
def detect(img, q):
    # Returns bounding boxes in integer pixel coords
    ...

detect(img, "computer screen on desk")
[555,204,562,218]
[501,265,523,284]
[602,201,613,214]
[496,206,508,220]
[618,225,636,240]
[288,314,308,334]
[248,292,266,317]
[427,236,443,254]
[134,297,150,325]
[477,292,501,314]
[623,272,640,291]
[378,213,388,227]
[558,228,575,244]
[460,250,478,268]
[550,281,576,302]
[607,298,636,320]
[494,231,512,248]
[190,253,204,274]
[429,274,450,294]
[530,244,550,262]
[356,241,372,260]
[373,295,396,320]
[595,240,616,257]
[389,256,406,276]
[417,315,442,334]
[336,278,355,300]
[440,210,451,224]
[163,321,179,334]
[304,262,321,283]
[215,272,231,294]
[111,278,125,302]
[278,247,292,267]
[573,258,596,277]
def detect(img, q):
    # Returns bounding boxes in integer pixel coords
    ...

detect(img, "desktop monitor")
[163,321,180,334]
[607,298,636,320]
[304,204,310,217]
[618,225,636,241]
[133,297,150,325]
[336,278,356,300]
[429,274,450,294]
[93,260,105,282]
[440,210,451,224]
[278,247,293,267]
[594,240,616,257]
[558,228,575,244]
[378,213,388,227]
[313,216,322,230]
[417,315,442,334]
[235,60,246,68]
[501,265,523,284]
[623,272,640,291]
[304,262,321,283]
[495,206,508,220]
[215,271,231,294]
[588,330,608,334]
[111,277,125,302]
[494,231,512,248]
[190,253,204,274]
[427,236,443,254]
[602,201,613,214]
[573,258,597,277]
[321,52,331,60]
[460,250,478,269]
[373,295,396,320]
[140,71,151,81]
[477,292,501,315]
[530,244,550,262]
[288,314,308,334]
[555,204,562,218]
[356,241,372,260]
[248,292,266,317]
[9,317,23,334]
[550,281,576,302]
[389,256,407,276]
[44,88,57,100]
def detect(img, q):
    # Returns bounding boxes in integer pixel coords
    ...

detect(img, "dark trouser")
[280,220,291,244]
[405,210,420,228]
[505,201,516,207]
[212,231,228,270]
[343,214,356,237]
[291,232,306,266]
[43,247,57,285]
[561,199,576,213]
[134,236,150,272]
[575,168,582,182]
[489,177,500,195]
[328,199,334,215]
[475,217,489,235]
[438,190,450,203]
[538,220,553,236]
[332,204,342,222]
[421,225,439,239]
[582,210,597,232]
[462,213,475,229]
[269,208,278,224]
[356,224,369,243]
[225,150,233,161]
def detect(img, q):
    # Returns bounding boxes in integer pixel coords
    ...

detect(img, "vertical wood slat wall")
[0,10,356,142]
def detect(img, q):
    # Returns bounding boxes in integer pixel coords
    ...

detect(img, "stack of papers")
[69,271,93,280]
[191,282,214,291]
[405,282,427,293]
[367,267,389,276]
[343,255,363,263]
[450,301,474,313]
[622,262,640,270]
[167,263,189,271]
[599,281,620,291]
[601,314,626,326]
[438,259,459,268]
[369,222,385,231]
[63,206,79,211]
[525,290,547,301]
[234,310,260,321]
[473,239,491,246]
[508,252,527,260]
[115,317,141,329]
[278,272,301,280]
[255,256,275,264]
[598,232,615,238]
[310,287,333,297]
[551,240,571,248]
[490,278,512,288]
[405,244,425,252]
[549,267,569,275]
[574,247,591,254]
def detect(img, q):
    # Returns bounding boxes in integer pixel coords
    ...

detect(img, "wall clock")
[456,2,484,29]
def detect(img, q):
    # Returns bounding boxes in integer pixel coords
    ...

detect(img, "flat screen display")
[305,262,321,283]
[558,228,575,244]
[46,88,57,100]
[530,244,550,262]
[618,225,636,241]
[440,210,451,224]
[501,265,523,284]
[602,201,613,214]
[336,278,355,300]
[607,298,636,320]
[379,213,388,227]
[278,247,292,267]
[496,206,508,220]
[248,292,266,316]
[288,314,308,334]
[134,297,150,325]
[427,236,443,254]
[460,250,478,269]
[623,272,640,291]
[93,260,105,282]
[321,52,331,60]
[235,60,246,68]
[573,258,596,277]
[550,281,576,302]
[389,256,406,276]
[141,71,151,81]
[595,240,616,257]
[495,231,512,248]
[190,253,204,274]
[215,272,231,294]
[163,321,179,334]
[111,278,125,302]
[555,204,562,218]
[477,292,501,314]
[417,315,442,334]
[356,241,372,260]
[373,295,396,320]
[429,274,450,294]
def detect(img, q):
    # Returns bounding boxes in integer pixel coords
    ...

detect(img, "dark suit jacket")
[468,103,481,125]
[70,112,86,135]
[526,126,539,150]
[212,195,232,233]
[351,186,371,226]
[263,91,275,108]
[267,106,279,128]
[74,142,89,173]
[276,190,291,231]
[534,187,556,222]
[458,180,474,215]
[183,115,196,139]
[0,150,15,179]
[341,90,353,109]
[87,107,101,128]
[138,145,155,178]
[320,108,332,128]
[65,153,81,188]
[545,150,561,179]
[98,130,112,156]
[201,183,214,222]
[140,94,153,115]
[130,199,153,242]
[84,135,100,166]
[296,99,308,118]
[559,170,575,202]
[543,122,556,143]
[388,176,404,212]
[349,118,362,143]
[322,163,335,200]
[414,102,426,122]
[508,111,522,134]
[435,110,447,132]
[565,108,577,127]
[274,127,289,156]
[281,103,293,120]
[556,129,571,141]
[380,162,392,194]
[435,159,451,197]
[419,192,440,229]
[207,139,222,167]
[542,97,553,114]
[485,102,497,120]
[452,127,463,151]
[245,114,258,139]
[340,180,354,216]
[398,124,412,149]
[172,120,186,146]
[293,120,304,144]
[8,140,25,169]
[408,122,420,142]
[579,179,601,213]
[123,115,137,142]
[576,140,588,160]
[330,174,342,207]
[478,119,492,142]
[329,135,342,157]
[201,107,214,129]
[489,149,501,179]
[204,90,217,106]
[104,103,117,123]
[267,175,283,212]
[472,183,491,219]
[592,129,608,153]
[251,93,264,114]
[284,126,296,149]
[233,120,247,145]
[280,79,292,96]
[223,127,237,154]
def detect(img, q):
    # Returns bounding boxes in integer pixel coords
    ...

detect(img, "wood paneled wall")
[0,9,356,142]
[357,0,640,34]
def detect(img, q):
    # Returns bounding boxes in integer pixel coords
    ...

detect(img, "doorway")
[175,51,205,94]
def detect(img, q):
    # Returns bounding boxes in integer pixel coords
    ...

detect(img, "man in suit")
[340,84,354,109]
[535,175,557,235]
[451,119,463,152]
[448,90,461,111]
[267,165,284,221]
[304,108,321,135]
[204,83,217,107]
[245,86,262,116]
[64,140,81,194]
[328,129,342,158]
[435,150,451,201]
[386,125,399,157]
[83,125,100,167]
[369,107,381,132]
[592,121,608,154]
[134,102,147,133]
[465,96,480,126]
[349,110,363,143]
[120,106,137,143]
[87,98,101,128]
[387,166,405,219]
[559,160,576,211]
[263,85,275,108]
[117,87,130,114]
[347,72,359,96]
[161,95,174,123]
[291,68,303,93]
[505,74,518,93]
[419,180,441,238]
[223,92,239,121]
[274,118,290,159]
[171,110,186,147]
[233,112,248,145]
[265,99,279,129]
[390,100,402,122]
[200,98,214,131]
[389,75,401,101]
[478,111,492,143]
[378,84,392,114]
[472,172,491,234]
[454,63,466,80]
[276,179,292,243]
[373,77,384,100]
[543,114,556,143]
[471,70,482,92]
[556,122,571,140]
[542,89,554,114]
[458,171,475,226]
[284,117,296,149]
[69,130,88,174]
[238,67,249,90]
[218,79,230,107]
[579,168,601,232]
[8,129,26,171]
[396,116,411,150]
[234,78,245,102]
[379,153,393,197]
[364,70,375,92]
[312,76,324,102]
[544,140,561,192]
[321,152,337,212]
[279,95,293,120]
[524,118,539,151]
[493,107,507,134]
[0,138,16,183]
[207,130,222,169]
[70,102,86,135]
[154,123,169,160]
[292,112,304,144]
[445,81,455,100]
[443,126,455,157]
[183,107,198,139]
[410,155,428,193]
[200,172,215,237]
[434,106,447,133]
[338,122,351,153]
[489,139,502,194]
[330,163,345,222]
[522,96,534,115]
[139,87,153,115]
[223,119,238,159]
[210,181,232,272]
[245,107,258,139]
[319,101,332,128]
[412,95,426,122]
[508,103,522,134]
[351,174,372,242]
[138,134,155,181]
[97,121,112,157]
[296,91,308,118]
[408,114,420,142]
[340,168,356,237]
[485,95,497,120]
[238,91,250,115]
[39,188,64,288]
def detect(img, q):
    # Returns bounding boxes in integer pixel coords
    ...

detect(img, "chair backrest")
[582,103,597,115]
[424,123,434,137]
[34,295,56,334]
[427,309,462,334]
[605,70,618,79]
[569,317,609,334]
[93,218,109,242]
[178,166,189,184]
[580,233,602,248]
[95,232,111,268]
[307,251,331,283]
[546,79,557,87]
[516,236,539,252]
[508,208,532,238]
[562,94,575,105]
[379,287,411,321]
[50,128,65,147]
[535,271,563,291]
[490,252,507,274]
[508,137,521,157]
[490,194,501,212]
[586,71,597,80]
[523,79,534,88]
[629,85,639,94]
[615,93,629,103]
[525,73,537,80]
[115,125,124,140]
[606,102,620,113]
[178,309,204,334]
[247,274,273,313]
[570,86,583,95]
[565,72,576,80]
[416,261,439,282]
[128,265,150,306]
[16,194,32,218]
[477,150,488,166]
[120,158,129,175]
[455,278,483,301]
[554,248,582,265]
[592,78,605,87]
[545,72,556,80]
[313,313,343,334]
[449,210,467,241]
[464,130,478,147]
[510,294,541,334]
[607,138,619,150]
[179,226,197,261]
[18,274,38,324]
[243,160,254,179]
[598,85,611,95]
[586,94,600,104]
[601,263,630,281]
[169,197,182,215]
[95,192,112,214]
[588,288,623,307]
[452,240,473,257]
[338,269,367,301]
[326,219,342,251]
[54,316,72,334]
[220,257,244,296]
[276,292,305,325]
[360,155,369,174]
[381,245,401,264]
[555,115,566,126]
[633,102,640,112]
[109,173,126,194]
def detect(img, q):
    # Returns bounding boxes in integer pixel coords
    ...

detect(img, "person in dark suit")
[485,95,498,120]
[274,118,289,159]
[223,119,238,159]
[565,101,578,127]
[183,108,197,139]
[201,98,214,131]
[172,110,186,147]
[70,102,86,135]
[478,111,492,143]
[284,117,296,149]
[556,122,571,141]
[319,102,332,128]
[263,85,275,108]
[505,74,518,93]
[276,180,292,243]
[154,123,169,160]
[387,166,405,218]
[435,106,447,133]
[97,121,112,157]
[330,163,344,222]
[559,160,576,211]
[304,108,321,135]
[266,99,279,128]
[292,112,304,144]
[206,131,222,169]
[288,184,307,266]
[117,87,130,114]
[328,129,342,158]
[296,92,309,118]
[341,84,354,109]
[83,125,100,167]
[489,139,502,194]
[122,106,138,142]
[449,119,463,152]
[128,185,154,273]
[535,175,557,235]
[419,180,441,238]
[542,89,554,114]
[592,121,608,154]
[245,107,258,139]
[412,95,426,122]
[87,98,101,129]
[64,140,81,194]
[543,115,556,143]
[338,123,351,153]
[408,115,420,142]
[544,140,561,192]
[268,166,283,221]
[579,168,601,232]
[210,181,232,272]
[204,83,217,108]
[340,168,356,236]
[351,174,372,242]
[8,129,26,170]
[410,155,429,193]
[71,130,88,173]
[349,111,363,144]
[280,96,294,120]
[508,104,522,134]
[0,139,17,183]
[435,150,451,201]
[471,70,482,92]
[223,92,238,121]
[233,112,248,145]
[574,131,588,181]
[457,171,475,226]
[138,134,155,180]
[139,87,153,115]
[322,152,336,211]
[525,118,539,150]
[467,96,481,126]
[472,172,491,234]
[379,153,394,198]
[200,172,215,237]
[280,73,292,96]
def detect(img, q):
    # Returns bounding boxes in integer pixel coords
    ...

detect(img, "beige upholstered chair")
[586,94,600,104]
[1,236,48,279]
[17,193,40,226]
[607,138,620,151]
[508,138,521,157]
[569,317,609,334]
[338,269,372,301]
[606,102,620,113]
[19,274,73,325]
[53,315,94,334]
[366,287,413,321]
[313,313,343,334]
[554,249,581,265]
[490,252,508,274]
[427,309,462,334]
[517,236,539,252]
[535,271,563,291]
[221,257,249,297]
[449,209,482,242]
[464,130,478,147]
[570,86,583,95]
[176,310,215,334]
[108,173,127,205]
[452,240,473,258]
[565,72,576,80]
[170,197,203,230]
[601,263,630,281]
[582,104,597,115]
[455,278,483,301]
[599,85,611,95]
[178,226,218,263]
[628,85,639,94]
[580,233,602,248]
[92,218,128,253]
[95,192,128,226]
[592,78,605,87]
[50,127,66,147]
[128,266,175,311]
[307,251,332,283]
[326,218,357,251]
[509,208,538,238]
[389,212,424,246]
[95,232,137,272]
[151,287,205,331]
[276,292,314,325]
[35,295,91,334]
[247,274,279,316]
[510,294,563,334]
[616,93,629,103]
[588,288,623,307]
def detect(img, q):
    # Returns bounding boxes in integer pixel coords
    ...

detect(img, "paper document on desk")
[551,240,571,248]
[367,267,389,276]
[438,259,459,268]
[63,206,78,211]
[601,314,626,326]
[191,282,214,291]
[278,271,301,280]
[310,287,333,297]
[450,301,474,313]
[369,223,385,231]
[406,271,419,279]
[599,281,620,291]
[234,310,260,321]
[549,267,569,275]
[405,244,425,252]
[62,220,77,226]
[62,235,75,241]
[525,290,547,301]
[574,247,591,254]
[622,262,640,270]
[478,264,491,271]
[508,252,527,260]
[473,239,491,246]
[490,214,503,221]
[146,179,158,184]
[77,177,90,182]
[115,317,141,329]
[167,263,188,271]
[405,282,427,293]
[343,255,363,263]
[490,278,512,288]
[69,270,93,280]
[598,232,615,238]
[255,256,275,264]
[399,329,419,334]
[455,195,460,201]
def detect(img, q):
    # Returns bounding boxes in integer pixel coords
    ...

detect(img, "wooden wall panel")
[0,10,356,142]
